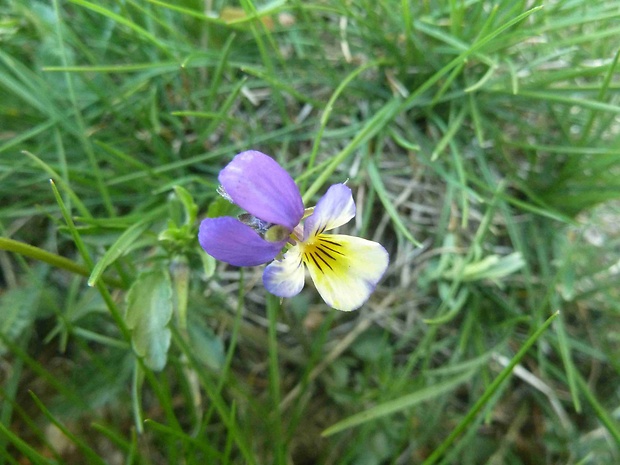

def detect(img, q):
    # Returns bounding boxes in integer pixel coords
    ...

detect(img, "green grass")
[1,0,620,463]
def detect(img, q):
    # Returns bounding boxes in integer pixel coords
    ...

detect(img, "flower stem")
[0,237,125,289]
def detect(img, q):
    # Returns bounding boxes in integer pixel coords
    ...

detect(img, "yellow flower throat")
[300,235,345,274]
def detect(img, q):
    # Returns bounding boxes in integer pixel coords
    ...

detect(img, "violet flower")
[199,150,389,311]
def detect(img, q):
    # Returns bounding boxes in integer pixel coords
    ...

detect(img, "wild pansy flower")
[198,150,389,311]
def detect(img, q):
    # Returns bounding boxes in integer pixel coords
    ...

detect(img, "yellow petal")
[301,234,388,311]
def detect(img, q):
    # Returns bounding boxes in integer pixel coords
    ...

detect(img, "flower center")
[300,235,345,274]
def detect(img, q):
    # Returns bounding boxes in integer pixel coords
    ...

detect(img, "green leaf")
[125,268,173,371]
[438,252,526,284]
[199,250,216,278]
[0,276,42,354]
[187,322,225,371]
[88,221,150,286]
[350,329,390,363]
[173,185,198,226]
[206,196,239,219]
[460,252,525,283]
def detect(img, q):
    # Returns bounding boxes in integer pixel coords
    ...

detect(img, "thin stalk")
[0,237,125,289]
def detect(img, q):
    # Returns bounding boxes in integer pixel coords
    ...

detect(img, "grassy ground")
[1,0,620,463]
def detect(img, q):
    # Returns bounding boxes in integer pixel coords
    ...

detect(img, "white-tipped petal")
[304,184,355,240]
[302,234,388,311]
[263,246,305,298]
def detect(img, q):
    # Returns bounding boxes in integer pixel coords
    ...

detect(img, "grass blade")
[29,391,106,465]
[88,221,150,286]
[422,311,560,465]
[367,159,421,247]
[322,368,475,437]
[575,370,620,447]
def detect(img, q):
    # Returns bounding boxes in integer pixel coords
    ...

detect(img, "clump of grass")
[1,0,620,464]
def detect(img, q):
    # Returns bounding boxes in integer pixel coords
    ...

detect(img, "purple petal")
[198,217,285,267]
[219,151,304,230]
[304,184,355,241]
